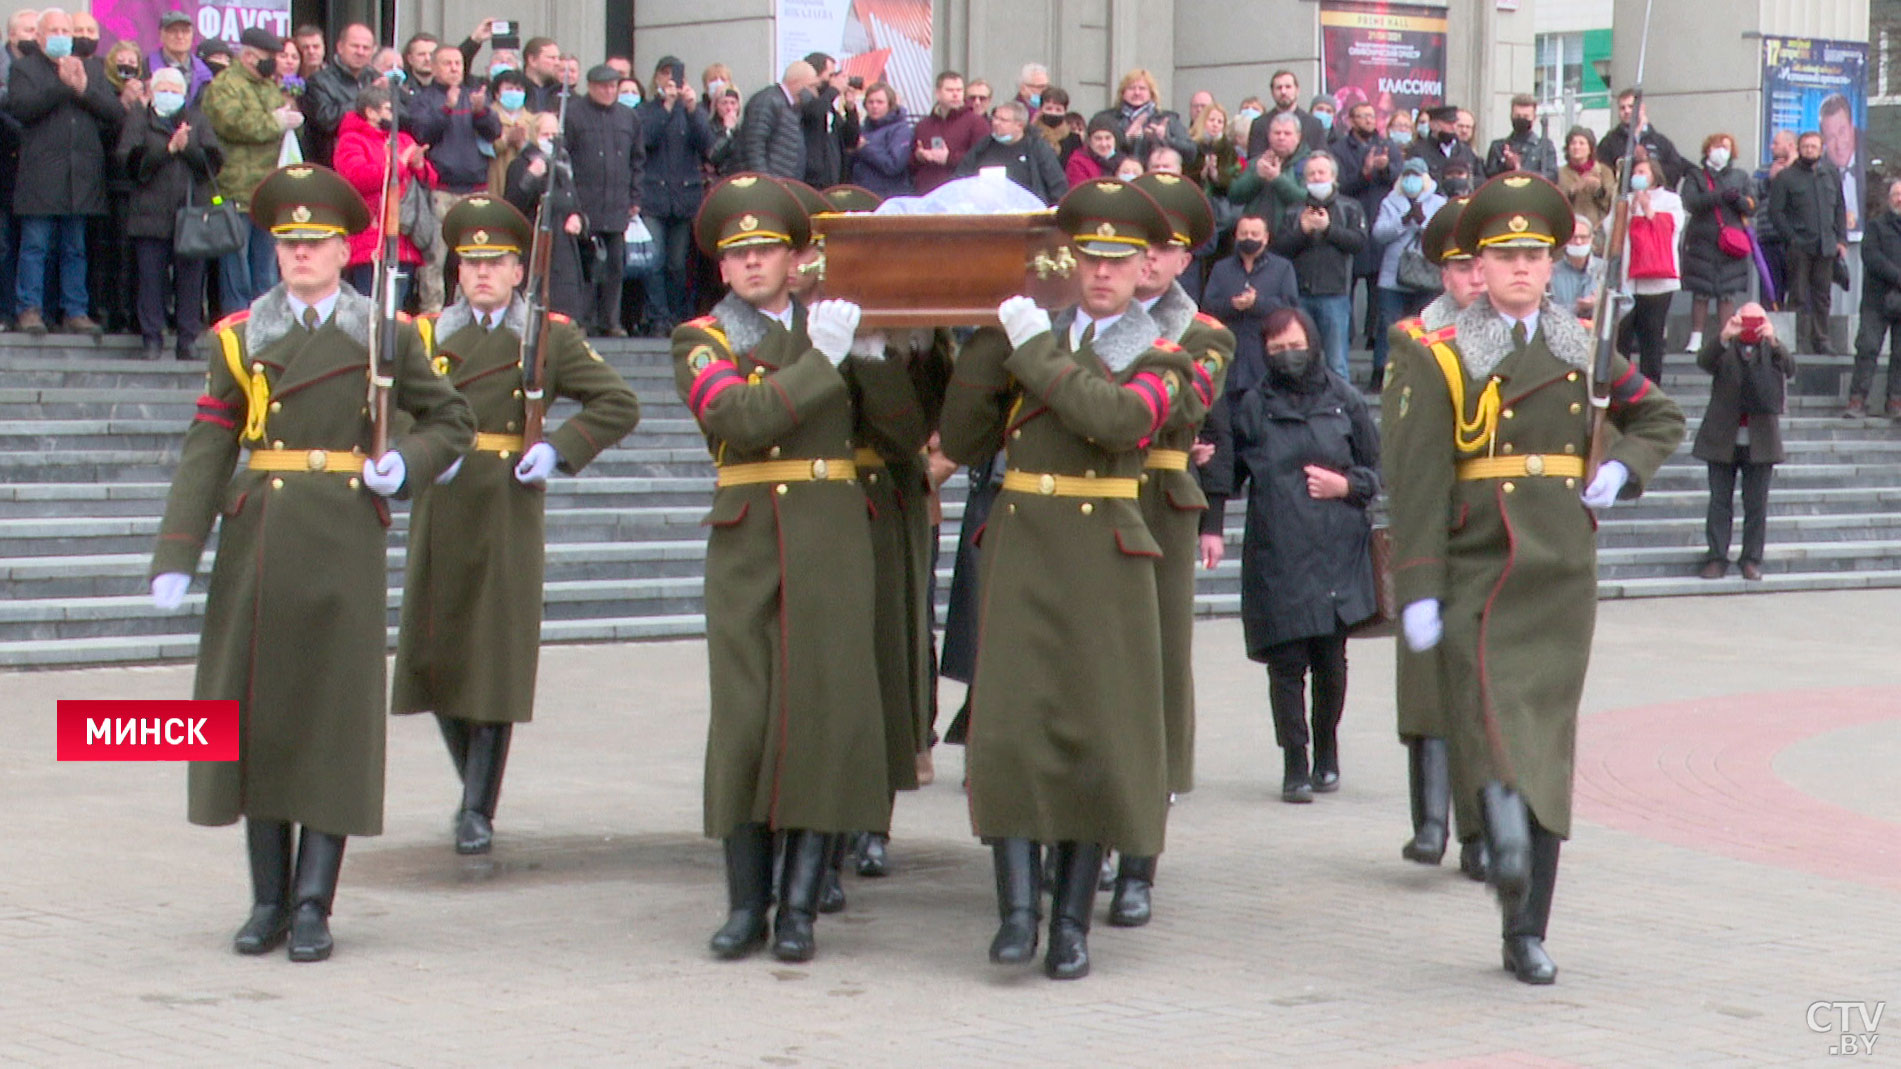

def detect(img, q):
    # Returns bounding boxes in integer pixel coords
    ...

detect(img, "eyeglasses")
[968,94,991,105]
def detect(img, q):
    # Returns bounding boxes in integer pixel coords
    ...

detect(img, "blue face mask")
[1630,172,1652,191]
[1237,107,1262,124]
[385,67,405,85]
[1316,111,1334,131]
[1027,93,1041,110]
[489,63,515,79]
[995,132,1017,144]
[498,88,526,111]
[1400,174,1425,197]
[153,90,186,117]
[43,34,72,59]
[1390,129,1413,147]
[618,92,641,109]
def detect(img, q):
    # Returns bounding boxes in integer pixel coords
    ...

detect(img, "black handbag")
[174,182,246,261]
[1396,231,1443,292]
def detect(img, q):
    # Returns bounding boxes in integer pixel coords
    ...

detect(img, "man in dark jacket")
[6,7,119,335]
[1407,105,1483,182]
[1771,130,1848,355]
[1202,211,1300,392]
[1595,89,1686,187]
[1849,177,1901,416]
[566,64,645,335]
[1246,70,1325,158]
[799,52,859,189]
[1485,94,1558,180]
[738,61,812,179]
[410,45,502,313]
[302,23,375,166]
[953,101,1064,204]
[637,56,712,333]
[1334,101,1396,344]
[910,70,989,193]
[1273,151,1367,380]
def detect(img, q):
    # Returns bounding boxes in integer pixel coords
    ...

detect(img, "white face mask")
[1566,240,1593,259]
[1707,146,1731,169]
[536,138,554,155]
[1306,180,1334,200]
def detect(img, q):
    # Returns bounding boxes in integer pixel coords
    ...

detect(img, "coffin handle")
[1030,246,1076,280]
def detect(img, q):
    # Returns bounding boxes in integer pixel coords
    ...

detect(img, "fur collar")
[1146,282,1197,345]
[1051,302,1161,373]
[1449,295,1592,379]
[1420,294,1459,331]
[245,284,374,353]
[712,292,797,355]
[436,295,529,341]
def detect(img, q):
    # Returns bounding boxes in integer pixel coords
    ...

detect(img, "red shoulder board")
[1153,337,1184,352]
[1395,316,1424,333]
[548,312,572,324]
[396,312,413,323]
[684,315,718,329]
[416,311,438,321]
[1421,326,1457,346]
[210,310,250,332]
[1193,312,1223,329]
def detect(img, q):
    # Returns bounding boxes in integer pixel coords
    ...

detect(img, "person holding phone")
[910,70,988,192]
[1695,304,1793,580]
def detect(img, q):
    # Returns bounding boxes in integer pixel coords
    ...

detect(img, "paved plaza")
[3,590,1899,1066]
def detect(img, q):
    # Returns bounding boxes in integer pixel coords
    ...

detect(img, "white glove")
[848,331,888,361]
[807,299,861,366]
[1402,598,1443,653]
[997,295,1051,348]
[1580,460,1629,509]
[434,456,464,485]
[514,442,558,485]
[150,573,190,612]
[363,451,407,497]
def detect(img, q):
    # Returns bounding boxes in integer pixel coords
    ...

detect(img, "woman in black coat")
[505,111,590,322]
[1694,303,1794,581]
[1203,305,1379,803]
[117,67,222,359]
[1678,132,1756,353]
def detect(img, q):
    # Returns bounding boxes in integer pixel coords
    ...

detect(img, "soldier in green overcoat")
[675,174,899,965]
[1094,172,1235,928]
[393,195,642,855]
[1383,173,1683,984]
[941,178,1197,981]
[149,164,476,962]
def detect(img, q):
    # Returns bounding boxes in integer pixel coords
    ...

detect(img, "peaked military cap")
[1054,177,1173,258]
[776,179,830,248]
[249,163,371,240]
[1421,196,1472,264]
[1455,171,1574,252]
[1132,172,1215,248]
[441,195,532,260]
[694,173,811,256]
[821,184,883,213]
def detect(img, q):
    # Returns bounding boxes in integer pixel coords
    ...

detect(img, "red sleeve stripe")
[1125,372,1170,435]
[196,393,236,411]
[193,411,236,429]
[1190,361,1215,406]
[1615,378,1652,406]
[688,362,743,414]
[1610,363,1639,390]
[693,375,744,417]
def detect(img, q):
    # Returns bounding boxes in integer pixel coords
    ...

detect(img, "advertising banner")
[1319,0,1448,133]
[1761,36,1868,236]
[776,0,933,120]
[94,0,291,56]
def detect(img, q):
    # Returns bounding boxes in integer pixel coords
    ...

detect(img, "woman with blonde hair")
[1089,67,1194,165]
[1190,104,1242,201]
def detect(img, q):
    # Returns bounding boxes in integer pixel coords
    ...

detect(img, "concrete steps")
[0,334,1895,667]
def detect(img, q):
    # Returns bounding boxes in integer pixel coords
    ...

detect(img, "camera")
[848,75,863,89]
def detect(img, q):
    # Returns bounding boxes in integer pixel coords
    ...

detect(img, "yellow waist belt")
[1001,469,1140,499]
[1456,454,1586,481]
[245,448,363,474]
[852,447,887,469]
[716,457,858,487]
[1144,449,1190,472]
[474,432,525,455]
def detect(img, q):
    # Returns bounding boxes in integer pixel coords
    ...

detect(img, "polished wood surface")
[809,212,1082,327]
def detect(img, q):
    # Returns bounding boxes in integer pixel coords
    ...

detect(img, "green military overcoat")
[152,286,475,837]
[392,299,642,724]
[1390,293,1458,743]
[941,306,1195,856]
[1141,282,1233,794]
[1382,297,1683,839]
[674,293,893,839]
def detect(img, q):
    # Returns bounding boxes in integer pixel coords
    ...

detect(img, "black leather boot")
[988,838,1040,964]
[1312,730,1340,793]
[455,723,511,855]
[1108,854,1157,927]
[855,832,890,877]
[232,818,292,955]
[1459,837,1490,882]
[1097,852,1116,891]
[709,823,773,959]
[1282,746,1313,803]
[1046,841,1102,979]
[435,713,471,780]
[1479,781,1531,908]
[287,828,345,962]
[1502,824,1561,984]
[771,830,828,962]
[818,833,848,914]
[1401,737,1451,864]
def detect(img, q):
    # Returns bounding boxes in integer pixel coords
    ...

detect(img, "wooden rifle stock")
[517,86,570,452]
[1584,85,1650,485]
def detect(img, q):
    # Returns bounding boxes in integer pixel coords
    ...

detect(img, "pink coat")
[333,110,437,268]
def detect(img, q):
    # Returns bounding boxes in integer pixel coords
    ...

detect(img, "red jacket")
[910,105,989,193]
[333,110,437,268]
[1065,149,1113,189]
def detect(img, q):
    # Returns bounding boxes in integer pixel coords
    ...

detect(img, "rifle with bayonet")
[518,82,573,450]
[366,16,405,460]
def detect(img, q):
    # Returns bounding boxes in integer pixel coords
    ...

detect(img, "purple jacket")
[851,108,914,198]
[147,49,213,101]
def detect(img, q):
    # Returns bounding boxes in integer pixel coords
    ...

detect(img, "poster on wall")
[1761,36,1868,236]
[775,0,933,121]
[1319,0,1447,134]
[93,0,290,57]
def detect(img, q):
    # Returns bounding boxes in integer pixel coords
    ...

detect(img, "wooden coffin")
[806,212,1081,327]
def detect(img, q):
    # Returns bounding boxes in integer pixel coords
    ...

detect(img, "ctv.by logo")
[1808,1001,1884,1055]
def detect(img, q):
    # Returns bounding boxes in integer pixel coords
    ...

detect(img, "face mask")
[1235,238,1265,256]
[1315,111,1333,131]
[1026,93,1041,110]
[72,36,96,57]
[43,35,72,59]
[1565,240,1593,259]
[1437,129,1457,146]
[1400,174,1424,197]
[536,138,554,155]
[1630,172,1651,191]
[1038,113,1064,128]
[1306,180,1334,200]
[619,92,641,108]
[708,79,726,96]
[994,132,1017,144]
[117,64,139,79]
[1390,129,1412,146]
[153,90,185,117]
[374,116,391,132]
[1708,147,1731,169]
[206,57,229,73]
[385,67,405,84]
[1441,177,1472,197]
[1237,107,1262,124]
[498,88,526,111]
[255,55,276,77]
[1269,346,1314,378]
[1510,116,1532,135]
[489,63,514,79]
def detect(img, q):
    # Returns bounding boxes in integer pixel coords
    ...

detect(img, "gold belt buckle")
[1524,455,1545,476]
[811,458,829,480]
[306,449,329,472]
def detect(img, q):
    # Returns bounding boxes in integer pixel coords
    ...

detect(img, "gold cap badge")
[739,213,759,231]
[1508,214,1529,233]
[291,205,312,223]
[1096,222,1117,238]
[731,175,758,188]
[286,165,312,178]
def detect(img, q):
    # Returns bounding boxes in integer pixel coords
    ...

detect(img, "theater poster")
[775,0,933,119]
[93,0,291,54]
[1319,0,1448,132]
[1761,36,1868,236]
